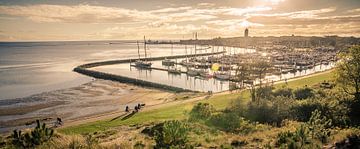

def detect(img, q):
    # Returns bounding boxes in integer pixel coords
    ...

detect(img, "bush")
[246,96,295,126]
[291,98,349,126]
[256,86,274,99]
[307,110,332,143]
[189,103,215,122]
[208,112,240,132]
[273,87,293,98]
[276,110,333,148]
[294,87,315,100]
[154,120,191,149]
[275,125,316,148]
[11,120,54,148]
[290,99,322,122]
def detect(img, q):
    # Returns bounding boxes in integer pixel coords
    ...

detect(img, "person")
[125,106,129,112]
[137,103,141,110]
[134,105,138,112]
[55,117,62,127]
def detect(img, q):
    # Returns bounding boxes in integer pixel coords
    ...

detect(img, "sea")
[0,40,189,100]
[0,41,335,100]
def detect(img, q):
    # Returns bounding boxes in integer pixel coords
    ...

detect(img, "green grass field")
[59,70,335,135]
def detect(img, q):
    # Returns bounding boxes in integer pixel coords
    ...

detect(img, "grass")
[59,70,336,135]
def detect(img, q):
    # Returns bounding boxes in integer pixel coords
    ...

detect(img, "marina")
[75,44,337,93]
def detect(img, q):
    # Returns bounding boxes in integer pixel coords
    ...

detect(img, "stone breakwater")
[73,51,225,92]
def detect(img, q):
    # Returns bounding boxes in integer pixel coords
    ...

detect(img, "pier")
[74,51,225,92]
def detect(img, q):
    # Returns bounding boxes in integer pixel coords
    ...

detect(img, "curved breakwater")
[74,51,225,92]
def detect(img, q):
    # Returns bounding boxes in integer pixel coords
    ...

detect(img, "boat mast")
[194,32,197,55]
[185,44,188,62]
[137,40,140,60]
[171,41,173,57]
[144,36,147,61]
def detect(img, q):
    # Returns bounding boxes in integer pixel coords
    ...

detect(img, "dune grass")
[59,70,335,135]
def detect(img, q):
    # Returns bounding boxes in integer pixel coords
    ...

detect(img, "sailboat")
[215,51,231,80]
[162,42,175,66]
[135,36,152,68]
[199,69,213,78]
[168,66,182,74]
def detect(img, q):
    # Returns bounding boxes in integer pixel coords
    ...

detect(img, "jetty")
[73,51,225,92]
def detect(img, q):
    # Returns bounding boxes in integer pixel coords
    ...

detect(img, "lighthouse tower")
[244,28,249,37]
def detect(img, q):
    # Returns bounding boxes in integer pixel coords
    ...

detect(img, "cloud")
[247,7,336,19]
[0,4,273,24]
[0,3,359,41]
[207,19,264,27]
[197,3,216,7]
[0,4,154,23]
[348,8,360,13]
[149,6,191,13]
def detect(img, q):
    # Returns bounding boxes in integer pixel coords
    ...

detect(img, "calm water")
[0,41,211,99]
[0,41,334,99]
[93,59,335,92]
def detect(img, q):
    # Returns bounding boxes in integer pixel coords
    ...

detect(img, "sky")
[0,0,359,41]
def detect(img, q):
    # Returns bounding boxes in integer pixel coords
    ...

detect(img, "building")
[244,28,249,37]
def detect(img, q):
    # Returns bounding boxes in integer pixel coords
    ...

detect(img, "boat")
[187,68,199,76]
[162,58,175,66]
[168,66,182,74]
[135,60,152,68]
[180,60,195,67]
[215,71,231,80]
[199,69,213,78]
[162,42,176,66]
[134,37,152,69]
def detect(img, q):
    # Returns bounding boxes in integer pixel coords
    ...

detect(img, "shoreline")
[0,79,199,134]
[0,67,335,135]
[60,68,336,130]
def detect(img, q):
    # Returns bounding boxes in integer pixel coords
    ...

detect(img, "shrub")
[189,103,215,122]
[294,87,314,100]
[85,134,100,149]
[246,96,294,126]
[290,99,321,122]
[307,110,332,143]
[291,98,349,126]
[208,112,240,132]
[256,86,274,99]
[154,120,191,149]
[11,120,54,148]
[275,125,318,148]
[273,87,293,98]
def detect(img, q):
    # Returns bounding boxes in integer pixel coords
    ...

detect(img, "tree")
[336,46,360,124]
[251,60,271,88]
[234,63,251,89]
[336,46,360,100]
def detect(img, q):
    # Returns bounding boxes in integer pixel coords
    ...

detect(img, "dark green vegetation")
[5,120,54,148]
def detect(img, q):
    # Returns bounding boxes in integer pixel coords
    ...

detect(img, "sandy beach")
[0,79,198,133]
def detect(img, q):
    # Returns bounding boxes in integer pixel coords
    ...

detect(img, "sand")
[0,79,198,133]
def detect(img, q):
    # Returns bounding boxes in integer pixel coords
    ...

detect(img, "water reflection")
[93,46,335,92]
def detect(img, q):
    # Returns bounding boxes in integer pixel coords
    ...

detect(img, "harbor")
[75,42,337,93]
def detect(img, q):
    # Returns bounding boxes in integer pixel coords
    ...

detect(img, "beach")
[0,79,198,133]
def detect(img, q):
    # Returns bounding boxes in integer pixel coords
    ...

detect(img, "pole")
[144,36,147,61]
[137,41,140,60]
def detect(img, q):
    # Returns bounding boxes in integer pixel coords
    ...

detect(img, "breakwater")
[74,51,225,92]
[78,51,225,68]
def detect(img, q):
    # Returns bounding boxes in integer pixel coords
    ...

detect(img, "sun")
[264,0,285,5]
